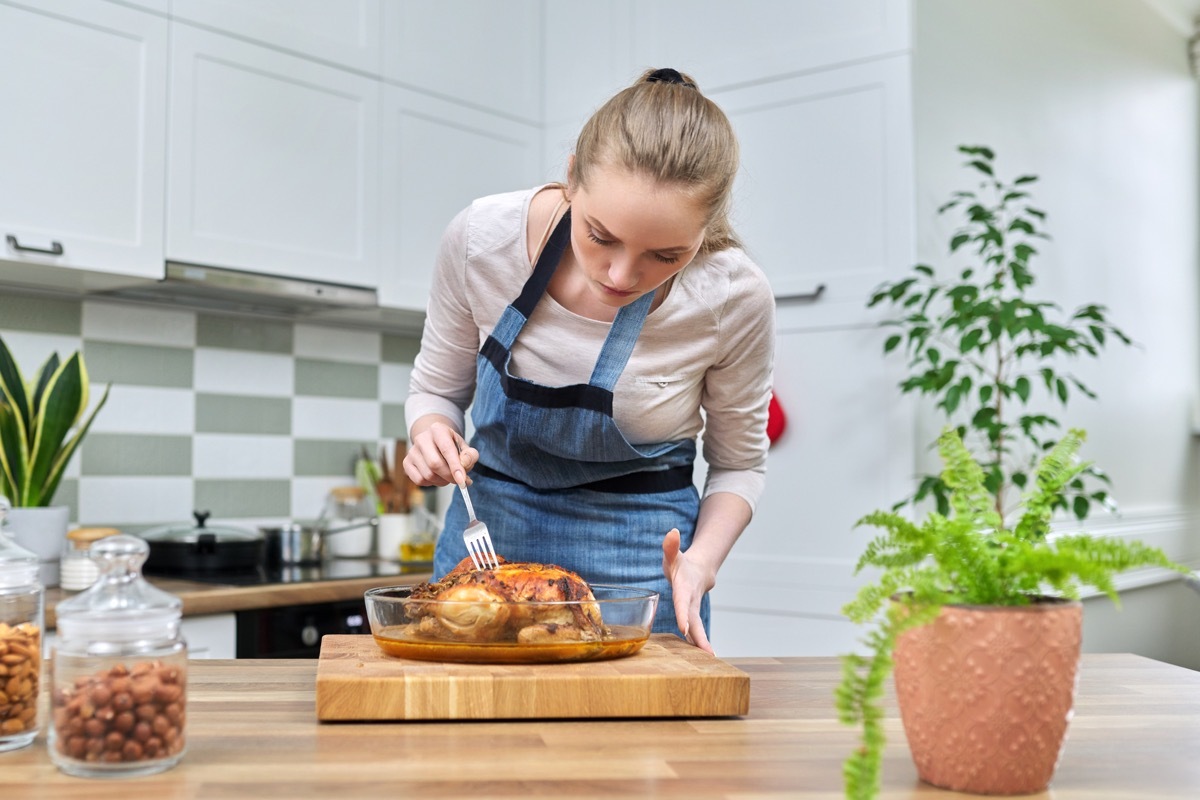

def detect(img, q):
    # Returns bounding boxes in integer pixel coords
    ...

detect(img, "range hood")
[95,262,378,317]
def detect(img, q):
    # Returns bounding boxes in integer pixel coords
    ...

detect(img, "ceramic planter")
[892,598,1083,795]
[5,505,70,588]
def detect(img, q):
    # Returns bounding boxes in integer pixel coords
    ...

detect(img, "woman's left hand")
[661,528,716,655]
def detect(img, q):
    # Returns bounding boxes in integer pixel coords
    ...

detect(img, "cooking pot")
[140,511,265,574]
[258,519,375,566]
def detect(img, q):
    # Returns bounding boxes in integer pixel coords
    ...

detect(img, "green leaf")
[959,328,984,353]
[966,159,994,176]
[1013,174,1038,184]
[1056,378,1069,404]
[914,264,935,276]
[950,233,970,252]
[1014,376,1031,403]
[883,335,902,354]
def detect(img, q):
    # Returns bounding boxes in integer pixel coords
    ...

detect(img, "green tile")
[196,314,293,354]
[294,439,370,477]
[294,358,378,399]
[80,433,192,476]
[196,393,291,435]
[48,478,79,522]
[381,334,420,364]
[194,479,291,518]
[0,293,82,335]
[83,341,194,388]
[381,403,407,439]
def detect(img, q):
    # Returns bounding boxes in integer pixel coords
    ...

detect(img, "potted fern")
[836,427,1188,799]
[838,145,1187,799]
[0,334,110,584]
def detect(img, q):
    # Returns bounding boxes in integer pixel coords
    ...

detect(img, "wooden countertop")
[43,564,433,627]
[6,652,1199,798]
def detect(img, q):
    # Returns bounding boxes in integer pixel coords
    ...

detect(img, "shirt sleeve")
[698,257,776,513]
[404,205,479,438]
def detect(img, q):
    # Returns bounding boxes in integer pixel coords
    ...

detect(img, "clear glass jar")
[0,495,44,752]
[51,535,187,777]
[60,527,121,592]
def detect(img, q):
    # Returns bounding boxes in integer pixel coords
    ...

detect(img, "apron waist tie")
[473,462,694,495]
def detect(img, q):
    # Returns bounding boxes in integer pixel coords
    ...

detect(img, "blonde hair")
[570,68,741,255]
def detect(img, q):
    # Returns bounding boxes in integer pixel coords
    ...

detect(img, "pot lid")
[140,511,264,544]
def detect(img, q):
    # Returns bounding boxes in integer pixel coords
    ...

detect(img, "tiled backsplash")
[0,292,419,530]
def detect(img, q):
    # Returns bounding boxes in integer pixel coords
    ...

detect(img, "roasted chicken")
[407,556,605,643]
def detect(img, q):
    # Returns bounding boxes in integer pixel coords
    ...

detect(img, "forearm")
[688,491,753,589]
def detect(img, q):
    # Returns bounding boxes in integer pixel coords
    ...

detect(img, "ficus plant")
[868,145,1133,523]
[0,334,109,507]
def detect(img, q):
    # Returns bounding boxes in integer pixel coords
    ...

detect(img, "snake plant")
[0,335,109,507]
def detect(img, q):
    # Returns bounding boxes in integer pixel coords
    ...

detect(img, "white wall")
[914,0,1200,664]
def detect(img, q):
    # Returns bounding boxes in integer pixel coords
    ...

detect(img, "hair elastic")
[646,68,696,89]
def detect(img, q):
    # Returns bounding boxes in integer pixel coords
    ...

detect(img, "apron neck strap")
[513,209,572,319]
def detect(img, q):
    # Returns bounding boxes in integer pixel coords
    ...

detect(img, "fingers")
[661,527,681,571]
[404,423,477,487]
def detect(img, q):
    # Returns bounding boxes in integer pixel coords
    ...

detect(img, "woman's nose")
[607,256,639,290]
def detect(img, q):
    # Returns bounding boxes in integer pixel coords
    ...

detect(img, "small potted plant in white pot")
[0,334,109,585]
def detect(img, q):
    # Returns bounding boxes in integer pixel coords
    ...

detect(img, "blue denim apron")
[433,210,705,636]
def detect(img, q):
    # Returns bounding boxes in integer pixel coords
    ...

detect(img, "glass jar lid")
[0,495,39,588]
[56,535,182,642]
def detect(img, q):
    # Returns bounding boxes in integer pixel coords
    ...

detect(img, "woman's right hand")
[403,417,478,487]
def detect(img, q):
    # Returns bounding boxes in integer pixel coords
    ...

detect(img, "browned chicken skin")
[408,556,605,643]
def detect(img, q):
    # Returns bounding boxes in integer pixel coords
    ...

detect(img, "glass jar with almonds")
[0,495,43,752]
[51,535,187,777]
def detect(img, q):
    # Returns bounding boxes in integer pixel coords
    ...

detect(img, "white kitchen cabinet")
[714,56,914,330]
[378,85,542,312]
[382,0,541,124]
[170,0,383,75]
[167,23,381,288]
[0,0,167,286]
[709,322,915,657]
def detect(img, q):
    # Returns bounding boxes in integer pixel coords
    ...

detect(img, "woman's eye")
[652,253,679,265]
[587,231,613,246]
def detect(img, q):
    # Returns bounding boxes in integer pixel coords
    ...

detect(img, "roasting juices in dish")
[364,556,658,663]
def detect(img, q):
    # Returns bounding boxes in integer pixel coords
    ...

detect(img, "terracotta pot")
[892,598,1083,795]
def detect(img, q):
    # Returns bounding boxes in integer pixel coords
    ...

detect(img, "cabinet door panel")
[631,0,909,88]
[715,56,914,328]
[709,326,913,656]
[382,0,541,124]
[168,24,380,287]
[0,0,166,280]
[379,87,541,311]
[171,0,382,74]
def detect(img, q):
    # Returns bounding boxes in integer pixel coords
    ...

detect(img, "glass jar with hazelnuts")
[51,535,187,777]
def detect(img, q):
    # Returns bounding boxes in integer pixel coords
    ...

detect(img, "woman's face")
[568,164,708,309]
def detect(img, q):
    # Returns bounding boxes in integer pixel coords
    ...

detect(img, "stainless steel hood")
[95,262,378,317]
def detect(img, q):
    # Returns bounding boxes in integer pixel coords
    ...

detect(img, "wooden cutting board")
[315,633,750,721]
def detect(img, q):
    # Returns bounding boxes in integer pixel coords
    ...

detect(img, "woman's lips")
[600,284,637,297]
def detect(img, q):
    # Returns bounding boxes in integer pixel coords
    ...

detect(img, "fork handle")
[457,482,476,521]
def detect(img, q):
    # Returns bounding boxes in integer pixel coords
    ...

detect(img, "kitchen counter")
[6,652,1199,798]
[42,564,434,628]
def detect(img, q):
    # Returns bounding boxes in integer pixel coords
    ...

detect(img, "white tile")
[291,477,360,520]
[194,347,293,397]
[77,477,193,525]
[193,434,292,479]
[90,385,195,434]
[82,301,196,347]
[379,362,413,403]
[294,324,380,363]
[0,331,84,375]
[292,396,381,440]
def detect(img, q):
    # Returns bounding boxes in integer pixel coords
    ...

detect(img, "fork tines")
[465,526,499,571]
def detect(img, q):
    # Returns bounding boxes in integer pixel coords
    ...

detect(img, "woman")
[402,68,775,653]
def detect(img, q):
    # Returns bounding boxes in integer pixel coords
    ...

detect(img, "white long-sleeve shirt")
[405,186,776,512]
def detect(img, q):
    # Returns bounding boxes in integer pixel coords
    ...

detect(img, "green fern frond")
[1013,429,1089,541]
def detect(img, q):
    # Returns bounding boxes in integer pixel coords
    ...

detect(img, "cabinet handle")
[774,284,826,303]
[6,234,64,256]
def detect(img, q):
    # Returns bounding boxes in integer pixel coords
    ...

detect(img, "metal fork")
[457,481,499,570]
